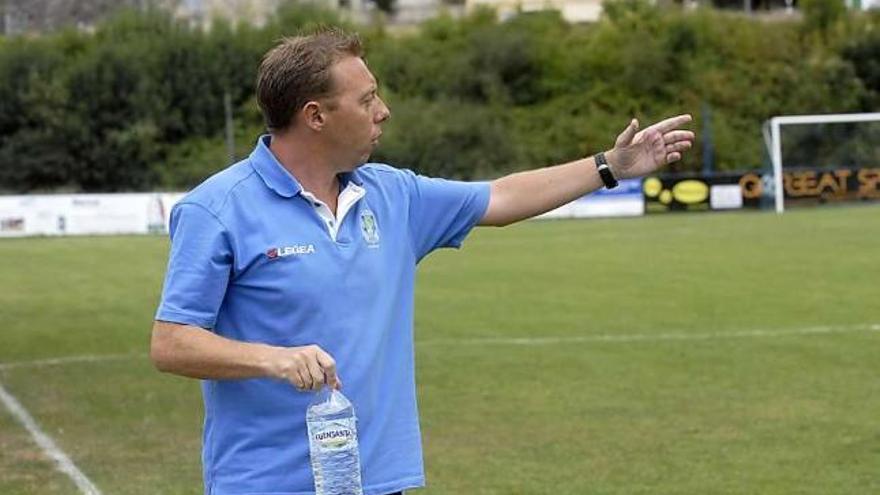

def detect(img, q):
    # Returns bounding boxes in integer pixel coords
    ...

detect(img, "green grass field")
[1,205,879,494]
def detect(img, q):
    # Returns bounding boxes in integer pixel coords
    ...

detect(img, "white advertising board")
[537,178,645,220]
[710,184,744,210]
[2,179,644,238]
[0,193,185,238]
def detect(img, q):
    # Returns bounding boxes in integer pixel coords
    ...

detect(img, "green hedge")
[0,1,877,192]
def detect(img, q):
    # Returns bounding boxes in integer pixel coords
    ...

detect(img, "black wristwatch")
[593,152,618,189]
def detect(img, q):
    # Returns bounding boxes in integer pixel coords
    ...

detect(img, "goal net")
[764,112,880,213]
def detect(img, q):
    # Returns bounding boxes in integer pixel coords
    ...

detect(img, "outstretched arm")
[479,114,694,227]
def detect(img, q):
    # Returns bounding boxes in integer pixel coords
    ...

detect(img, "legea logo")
[266,244,316,260]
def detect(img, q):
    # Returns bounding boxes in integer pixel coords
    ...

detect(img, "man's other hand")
[266,345,341,391]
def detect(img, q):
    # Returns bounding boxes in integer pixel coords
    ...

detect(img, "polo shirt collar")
[338,170,364,188]
[249,135,303,198]
[249,135,366,197]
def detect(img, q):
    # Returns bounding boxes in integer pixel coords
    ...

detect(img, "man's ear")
[302,101,324,131]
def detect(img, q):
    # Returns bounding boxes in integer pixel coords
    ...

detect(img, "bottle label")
[311,418,357,451]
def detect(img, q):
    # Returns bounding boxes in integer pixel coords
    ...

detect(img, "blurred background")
[0,0,878,193]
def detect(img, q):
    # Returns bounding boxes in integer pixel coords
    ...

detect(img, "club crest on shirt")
[359,209,380,247]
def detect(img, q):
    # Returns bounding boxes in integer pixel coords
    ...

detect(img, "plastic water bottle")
[306,387,363,495]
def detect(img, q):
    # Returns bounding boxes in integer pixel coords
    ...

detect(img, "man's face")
[321,56,390,170]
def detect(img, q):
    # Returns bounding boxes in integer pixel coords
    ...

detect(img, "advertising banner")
[642,176,712,213]
[538,178,644,219]
[739,167,880,207]
[645,167,880,213]
[0,193,185,238]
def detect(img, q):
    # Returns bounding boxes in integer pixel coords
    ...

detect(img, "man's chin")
[343,155,370,172]
[357,149,375,166]
[339,146,377,172]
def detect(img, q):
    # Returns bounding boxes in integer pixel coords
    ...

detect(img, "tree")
[800,0,846,40]
[841,30,880,110]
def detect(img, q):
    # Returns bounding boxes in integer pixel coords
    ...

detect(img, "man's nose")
[375,97,390,123]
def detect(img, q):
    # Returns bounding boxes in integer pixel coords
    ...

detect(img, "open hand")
[606,114,695,179]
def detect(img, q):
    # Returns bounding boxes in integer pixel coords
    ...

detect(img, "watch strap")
[594,152,619,189]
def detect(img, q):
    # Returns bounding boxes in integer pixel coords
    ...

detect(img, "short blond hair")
[256,28,363,131]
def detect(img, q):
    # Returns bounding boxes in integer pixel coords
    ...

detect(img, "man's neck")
[268,132,340,206]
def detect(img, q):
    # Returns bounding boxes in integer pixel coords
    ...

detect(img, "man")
[151,29,693,495]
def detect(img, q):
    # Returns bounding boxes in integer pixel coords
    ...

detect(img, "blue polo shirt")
[156,136,490,495]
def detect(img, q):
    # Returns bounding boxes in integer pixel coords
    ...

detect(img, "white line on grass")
[0,380,103,495]
[0,353,139,371]
[0,323,877,371]
[418,322,880,347]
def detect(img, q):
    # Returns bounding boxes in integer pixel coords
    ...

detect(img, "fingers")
[658,137,688,165]
[666,140,692,154]
[272,345,341,392]
[295,367,312,391]
[615,118,639,147]
[314,349,340,390]
[663,130,695,143]
[305,358,326,391]
[651,114,692,133]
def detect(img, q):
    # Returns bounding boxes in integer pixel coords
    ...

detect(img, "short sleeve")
[155,202,233,329]
[405,171,491,261]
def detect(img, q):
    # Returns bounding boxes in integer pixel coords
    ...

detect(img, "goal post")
[766,112,880,214]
